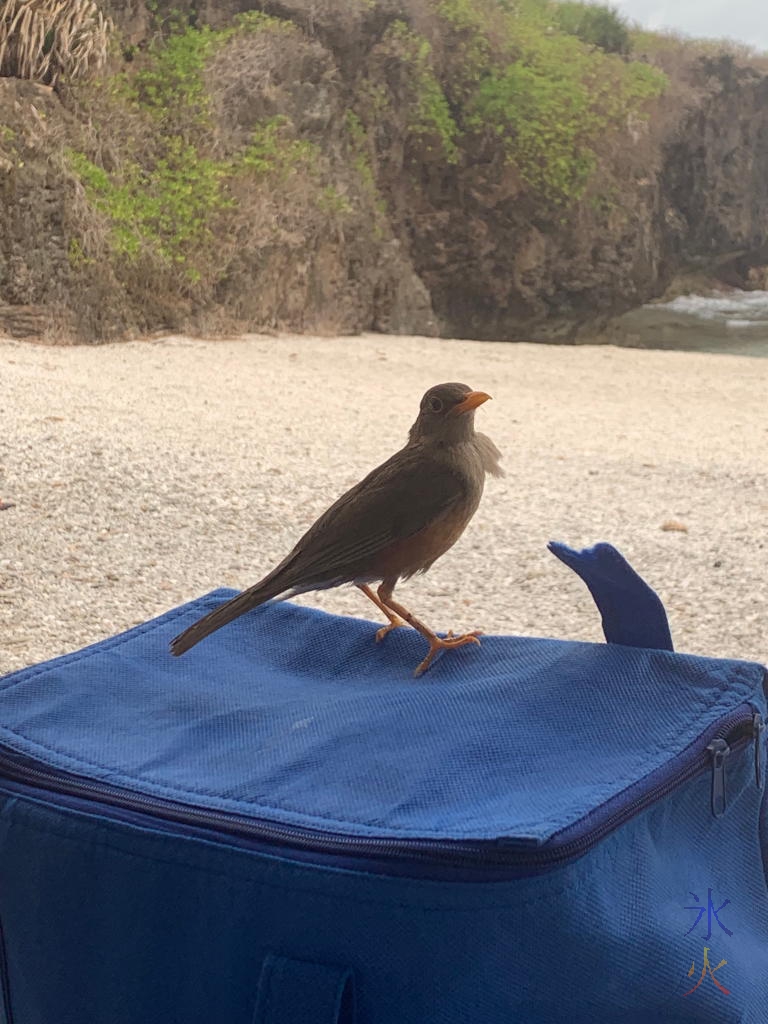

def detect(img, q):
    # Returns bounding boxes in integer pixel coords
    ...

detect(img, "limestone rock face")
[2,6,768,342]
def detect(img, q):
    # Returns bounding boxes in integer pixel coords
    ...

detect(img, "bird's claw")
[375,617,407,643]
[413,630,482,677]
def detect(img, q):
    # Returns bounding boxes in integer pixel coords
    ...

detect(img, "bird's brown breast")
[365,498,478,583]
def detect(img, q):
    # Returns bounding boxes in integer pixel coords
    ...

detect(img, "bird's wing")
[274,445,467,588]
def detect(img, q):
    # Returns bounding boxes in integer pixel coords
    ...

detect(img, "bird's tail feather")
[169,579,285,656]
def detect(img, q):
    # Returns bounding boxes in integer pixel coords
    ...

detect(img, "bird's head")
[409,383,492,445]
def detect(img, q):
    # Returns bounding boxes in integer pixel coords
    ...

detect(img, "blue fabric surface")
[1,756,767,1023]
[253,955,355,1024]
[0,546,766,1024]
[0,592,762,842]
[548,541,674,651]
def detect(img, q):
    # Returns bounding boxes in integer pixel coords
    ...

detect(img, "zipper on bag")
[753,711,765,789]
[707,739,729,817]
[704,705,764,819]
[0,703,762,878]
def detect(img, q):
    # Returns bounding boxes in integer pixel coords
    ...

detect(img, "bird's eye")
[429,396,444,413]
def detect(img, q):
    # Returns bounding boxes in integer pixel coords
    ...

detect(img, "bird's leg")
[377,584,482,677]
[356,584,408,642]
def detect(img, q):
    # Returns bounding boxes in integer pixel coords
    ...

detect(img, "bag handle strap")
[253,954,355,1024]
[548,541,674,651]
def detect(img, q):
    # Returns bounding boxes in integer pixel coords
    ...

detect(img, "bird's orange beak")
[451,391,491,416]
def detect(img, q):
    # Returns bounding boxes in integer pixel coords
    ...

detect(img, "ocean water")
[608,290,768,356]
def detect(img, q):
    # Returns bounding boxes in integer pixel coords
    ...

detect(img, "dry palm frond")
[0,0,112,86]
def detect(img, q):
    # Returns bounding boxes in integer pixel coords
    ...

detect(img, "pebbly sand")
[1,332,766,675]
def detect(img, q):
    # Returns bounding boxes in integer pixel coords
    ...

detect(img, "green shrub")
[67,140,230,278]
[67,18,316,283]
[462,8,666,205]
[554,3,631,55]
[130,25,217,125]
[436,0,492,86]
[382,22,460,163]
[238,116,318,177]
[125,14,293,133]
[66,0,670,291]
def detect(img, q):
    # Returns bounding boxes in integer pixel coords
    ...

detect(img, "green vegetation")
[554,3,631,55]
[344,111,387,234]
[65,0,671,275]
[129,25,217,123]
[317,185,354,217]
[429,0,667,205]
[436,0,492,92]
[383,22,460,163]
[68,17,319,283]
[239,116,318,178]
[61,0,671,319]
[345,110,373,192]
[359,0,668,206]
[128,12,292,130]
[67,142,230,277]
[67,236,93,270]
[467,30,666,203]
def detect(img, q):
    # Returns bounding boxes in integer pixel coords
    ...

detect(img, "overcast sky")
[612,0,768,53]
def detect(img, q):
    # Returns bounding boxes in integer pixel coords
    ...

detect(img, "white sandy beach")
[1,332,766,674]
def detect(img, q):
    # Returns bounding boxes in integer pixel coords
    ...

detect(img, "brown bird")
[170,382,503,676]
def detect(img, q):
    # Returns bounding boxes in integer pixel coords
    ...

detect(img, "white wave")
[655,290,768,324]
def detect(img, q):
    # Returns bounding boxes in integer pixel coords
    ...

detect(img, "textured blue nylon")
[0,545,766,1024]
[548,541,674,651]
[0,763,767,1023]
[0,592,762,842]
[253,955,355,1024]
[0,913,10,1024]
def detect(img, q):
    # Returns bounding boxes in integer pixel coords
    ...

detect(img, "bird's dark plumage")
[170,382,502,674]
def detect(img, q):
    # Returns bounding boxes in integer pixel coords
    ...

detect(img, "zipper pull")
[753,712,765,789]
[707,738,730,817]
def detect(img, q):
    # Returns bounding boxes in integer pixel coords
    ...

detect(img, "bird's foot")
[374,615,407,643]
[414,630,482,677]
[444,628,484,641]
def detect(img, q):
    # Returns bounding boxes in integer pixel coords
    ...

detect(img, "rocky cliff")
[1,0,767,342]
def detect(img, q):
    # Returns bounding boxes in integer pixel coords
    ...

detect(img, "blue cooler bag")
[0,543,766,1024]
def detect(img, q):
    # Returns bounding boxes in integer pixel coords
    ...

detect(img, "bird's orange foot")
[444,628,484,641]
[414,631,482,677]
[374,615,407,643]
